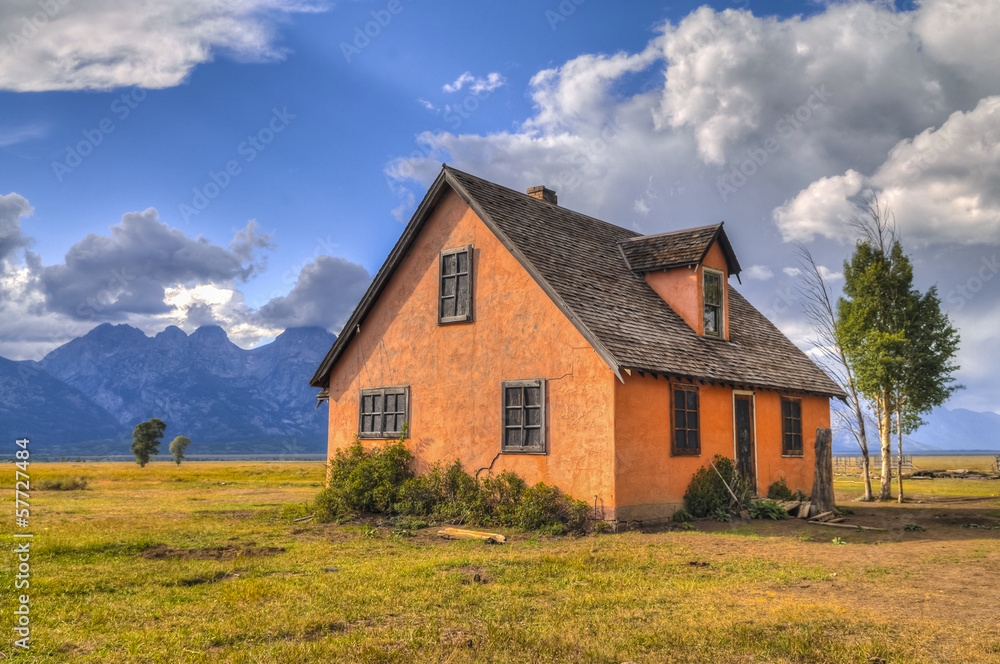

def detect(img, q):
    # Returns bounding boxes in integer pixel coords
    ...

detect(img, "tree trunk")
[853,391,873,502]
[878,395,893,501]
[896,407,904,504]
[812,428,836,514]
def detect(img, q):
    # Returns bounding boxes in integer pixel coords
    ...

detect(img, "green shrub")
[766,478,794,501]
[36,477,89,491]
[478,471,528,526]
[515,482,589,533]
[682,456,749,518]
[593,521,612,534]
[315,438,415,522]
[711,507,732,522]
[749,499,790,520]
[314,439,589,534]
[672,508,693,523]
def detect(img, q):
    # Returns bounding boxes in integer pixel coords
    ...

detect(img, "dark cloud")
[257,255,370,331]
[0,192,32,264]
[229,219,275,270]
[38,208,271,321]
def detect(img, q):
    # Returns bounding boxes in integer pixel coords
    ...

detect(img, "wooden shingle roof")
[619,224,741,277]
[311,166,845,398]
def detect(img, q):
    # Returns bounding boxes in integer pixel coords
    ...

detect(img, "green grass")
[834,476,1000,500]
[1,462,998,663]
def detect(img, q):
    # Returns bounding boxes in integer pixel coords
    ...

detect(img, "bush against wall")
[682,455,750,519]
[315,439,589,534]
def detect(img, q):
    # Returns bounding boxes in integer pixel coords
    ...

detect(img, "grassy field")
[2,461,999,663]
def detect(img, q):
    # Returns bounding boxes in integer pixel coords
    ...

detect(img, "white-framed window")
[703,267,724,338]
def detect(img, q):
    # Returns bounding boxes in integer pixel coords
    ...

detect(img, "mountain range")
[831,406,1000,453]
[0,322,996,457]
[1,323,334,456]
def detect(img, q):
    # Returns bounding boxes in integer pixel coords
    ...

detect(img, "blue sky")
[0,0,998,413]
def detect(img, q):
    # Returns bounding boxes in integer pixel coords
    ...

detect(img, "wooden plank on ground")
[809,511,835,522]
[437,528,506,543]
[797,502,812,519]
[808,521,887,532]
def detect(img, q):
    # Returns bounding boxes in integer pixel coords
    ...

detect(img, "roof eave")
[700,223,742,283]
[619,365,846,398]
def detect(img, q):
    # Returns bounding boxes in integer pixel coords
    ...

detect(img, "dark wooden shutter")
[359,387,409,439]
[781,398,802,455]
[439,245,474,324]
[672,385,700,455]
[502,379,545,454]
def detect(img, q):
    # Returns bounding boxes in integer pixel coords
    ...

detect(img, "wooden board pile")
[774,500,887,531]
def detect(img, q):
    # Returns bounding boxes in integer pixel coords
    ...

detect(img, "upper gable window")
[439,245,474,324]
[703,268,724,338]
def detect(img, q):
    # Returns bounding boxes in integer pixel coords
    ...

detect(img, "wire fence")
[833,455,912,473]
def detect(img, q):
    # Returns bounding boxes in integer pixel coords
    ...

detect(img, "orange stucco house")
[311,166,844,523]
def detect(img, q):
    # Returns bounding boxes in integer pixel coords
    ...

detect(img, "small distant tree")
[131,418,167,468]
[169,436,191,465]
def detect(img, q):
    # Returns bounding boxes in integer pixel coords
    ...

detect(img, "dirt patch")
[640,500,1000,633]
[141,544,286,560]
[442,564,491,585]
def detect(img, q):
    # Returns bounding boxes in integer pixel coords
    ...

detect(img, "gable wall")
[325,189,617,505]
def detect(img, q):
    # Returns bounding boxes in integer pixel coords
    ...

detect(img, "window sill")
[501,450,547,456]
[671,451,701,457]
[781,453,804,458]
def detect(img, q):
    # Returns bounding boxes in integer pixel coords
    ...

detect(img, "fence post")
[811,428,835,514]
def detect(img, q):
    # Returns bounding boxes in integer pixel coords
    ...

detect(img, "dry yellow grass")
[1,461,998,663]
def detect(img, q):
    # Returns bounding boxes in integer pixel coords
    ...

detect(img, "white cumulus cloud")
[0,0,326,91]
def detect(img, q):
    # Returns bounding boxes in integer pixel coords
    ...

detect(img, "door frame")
[732,390,758,494]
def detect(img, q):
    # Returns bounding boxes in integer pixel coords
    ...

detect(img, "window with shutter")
[672,384,701,455]
[501,379,545,454]
[703,268,724,338]
[358,387,409,439]
[439,245,474,324]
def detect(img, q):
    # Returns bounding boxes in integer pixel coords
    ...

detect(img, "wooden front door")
[734,394,756,493]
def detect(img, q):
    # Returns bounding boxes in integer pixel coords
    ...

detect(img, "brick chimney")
[527,185,558,205]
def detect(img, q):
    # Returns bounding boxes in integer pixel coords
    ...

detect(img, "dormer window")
[439,245,474,324]
[703,268,723,338]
